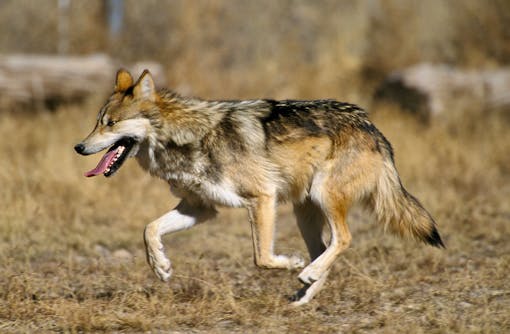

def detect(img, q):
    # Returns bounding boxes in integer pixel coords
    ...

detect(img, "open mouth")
[84,137,135,177]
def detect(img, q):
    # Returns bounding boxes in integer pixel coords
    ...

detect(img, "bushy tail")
[369,159,445,248]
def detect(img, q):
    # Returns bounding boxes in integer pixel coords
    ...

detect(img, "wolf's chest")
[135,140,245,207]
[170,177,246,207]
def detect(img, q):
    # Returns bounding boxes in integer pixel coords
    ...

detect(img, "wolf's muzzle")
[74,143,86,155]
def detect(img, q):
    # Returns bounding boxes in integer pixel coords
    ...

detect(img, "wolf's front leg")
[247,195,305,270]
[144,199,216,281]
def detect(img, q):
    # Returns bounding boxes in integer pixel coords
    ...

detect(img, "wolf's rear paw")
[288,255,306,269]
[290,295,311,307]
[290,269,329,306]
[288,283,310,306]
[298,265,322,285]
[269,254,305,269]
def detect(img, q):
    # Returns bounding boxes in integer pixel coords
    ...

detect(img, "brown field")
[0,100,508,333]
[1,1,510,333]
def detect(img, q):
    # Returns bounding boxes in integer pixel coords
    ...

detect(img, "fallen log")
[373,63,510,119]
[0,54,166,111]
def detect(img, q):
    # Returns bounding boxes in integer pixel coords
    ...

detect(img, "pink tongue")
[84,149,118,177]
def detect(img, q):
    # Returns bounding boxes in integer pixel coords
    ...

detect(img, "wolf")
[74,69,444,305]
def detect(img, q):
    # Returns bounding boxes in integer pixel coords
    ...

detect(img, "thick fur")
[75,70,444,306]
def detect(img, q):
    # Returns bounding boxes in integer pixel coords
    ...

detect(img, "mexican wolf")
[74,69,444,305]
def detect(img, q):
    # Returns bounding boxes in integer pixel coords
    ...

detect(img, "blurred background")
[0,1,509,332]
[1,0,509,104]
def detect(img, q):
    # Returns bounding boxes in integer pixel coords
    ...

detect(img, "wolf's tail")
[368,156,445,248]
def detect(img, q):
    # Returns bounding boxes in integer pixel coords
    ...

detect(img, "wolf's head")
[74,69,157,177]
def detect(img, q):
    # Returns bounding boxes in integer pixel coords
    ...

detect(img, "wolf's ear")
[133,70,156,101]
[115,69,133,92]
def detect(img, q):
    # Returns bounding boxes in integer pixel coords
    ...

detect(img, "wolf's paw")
[267,254,305,269]
[287,255,306,269]
[289,271,328,307]
[146,244,173,282]
[290,293,311,307]
[288,284,310,306]
[152,257,173,282]
[298,265,322,285]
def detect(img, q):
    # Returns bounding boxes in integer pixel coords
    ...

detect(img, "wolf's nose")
[74,143,85,154]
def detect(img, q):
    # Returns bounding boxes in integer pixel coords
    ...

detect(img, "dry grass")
[0,99,508,333]
[0,2,509,332]
[2,1,509,101]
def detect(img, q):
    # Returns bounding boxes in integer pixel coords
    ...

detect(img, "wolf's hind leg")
[298,198,351,285]
[291,200,328,304]
[294,200,327,261]
[247,195,305,270]
[144,199,216,281]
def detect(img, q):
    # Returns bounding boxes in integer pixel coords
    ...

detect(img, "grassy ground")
[0,102,508,333]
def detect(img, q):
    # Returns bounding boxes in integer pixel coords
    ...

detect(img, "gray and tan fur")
[75,69,444,306]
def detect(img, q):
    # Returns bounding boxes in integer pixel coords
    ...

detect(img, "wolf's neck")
[147,92,226,146]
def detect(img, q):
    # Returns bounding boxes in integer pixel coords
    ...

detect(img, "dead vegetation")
[0,1,509,333]
[0,101,508,333]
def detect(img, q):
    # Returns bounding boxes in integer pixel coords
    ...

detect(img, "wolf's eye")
[107,120,116,127]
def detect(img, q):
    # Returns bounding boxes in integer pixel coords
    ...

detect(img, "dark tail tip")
[425,226,446,249]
